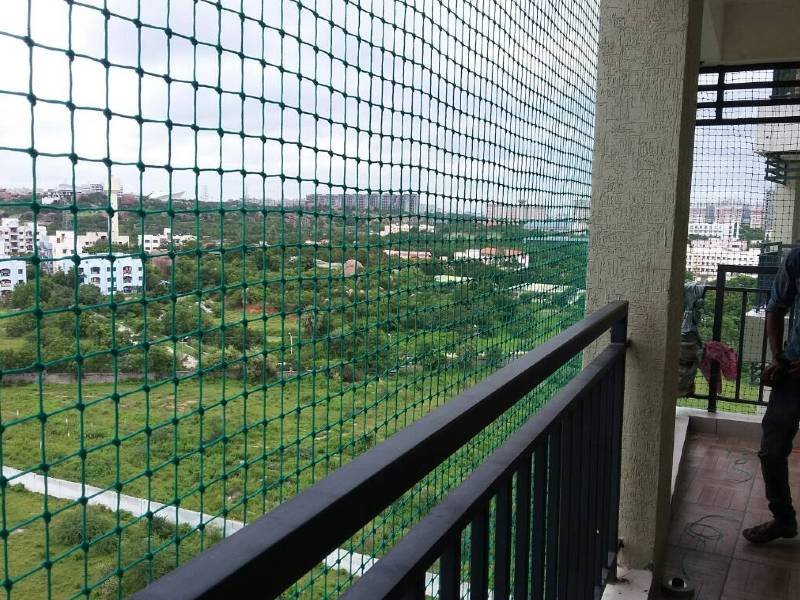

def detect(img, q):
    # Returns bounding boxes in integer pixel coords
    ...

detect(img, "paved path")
[3,465,244,535]
[1,465,449,589]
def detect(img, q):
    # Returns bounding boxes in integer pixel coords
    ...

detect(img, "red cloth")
[700,341,739,393]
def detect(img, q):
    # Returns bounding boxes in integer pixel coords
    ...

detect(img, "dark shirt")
[766,247,800,359]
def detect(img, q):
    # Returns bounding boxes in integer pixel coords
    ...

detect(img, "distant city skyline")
[0,0,596,216]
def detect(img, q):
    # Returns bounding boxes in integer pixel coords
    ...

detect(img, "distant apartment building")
[0,187,33,201]
[521,202,591,232]
[715,204,764,228]
[304,193,420,214]
[689,203,764,228]
[0,218,36,256]
[48,230,130,267]
[686,239,760,280]
[689,204,715,224]
[377,223,411,237]
[0,259,26,296]
[50,182,109,200]
[383,250,432,260]
[453,247,530,269]
[373,221,436,236]
[687,221,740,238]
[138,228,195,252]
[74,255,144,295]
[0,219,52,278]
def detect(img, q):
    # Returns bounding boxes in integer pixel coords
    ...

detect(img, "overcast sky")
[0,0,600,215]
[692,125,769,207]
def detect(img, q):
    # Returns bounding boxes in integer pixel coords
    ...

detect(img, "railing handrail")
[713,263,779,276]
[339,343,625,600]
[135,301,629,600]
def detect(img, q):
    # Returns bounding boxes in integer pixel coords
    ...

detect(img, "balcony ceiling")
[701,0,800,66]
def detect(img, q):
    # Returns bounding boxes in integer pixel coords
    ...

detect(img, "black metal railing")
[692,264,797,412]
[341,325,626,600]
[135,301,628,600]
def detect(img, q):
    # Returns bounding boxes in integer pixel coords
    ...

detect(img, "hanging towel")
[701,340,739,393]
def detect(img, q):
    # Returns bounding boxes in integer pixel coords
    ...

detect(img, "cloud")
[0,0,600,215]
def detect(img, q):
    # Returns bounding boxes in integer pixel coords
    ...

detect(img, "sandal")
[742,520,798,544]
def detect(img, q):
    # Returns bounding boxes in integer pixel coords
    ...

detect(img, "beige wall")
[701,0,800,64]
[586,0,703,570]
[769,181,800,245]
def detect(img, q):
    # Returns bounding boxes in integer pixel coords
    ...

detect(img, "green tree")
[739,225,765,242]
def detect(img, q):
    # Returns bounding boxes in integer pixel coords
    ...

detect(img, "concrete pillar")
[769,181,799,244]
[585,0,703,570]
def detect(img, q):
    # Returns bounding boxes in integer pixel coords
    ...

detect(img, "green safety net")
[0,0,598,597]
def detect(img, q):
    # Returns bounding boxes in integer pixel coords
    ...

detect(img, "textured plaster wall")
[586,0,703,570]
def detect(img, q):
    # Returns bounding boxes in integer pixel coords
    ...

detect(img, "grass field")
[677,369,766,415]
[0,373,465,521]
[0,483,344,599]
[0,356,569,598]
[0,486,222,599]
[0,370,455,598]
[0,323,26,352]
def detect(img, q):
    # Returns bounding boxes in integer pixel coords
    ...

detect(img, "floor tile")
[658,545,728,600]
[734,509,800,568]
[720,558,796,599]
[664,432,800,600]
[667,503,744,557]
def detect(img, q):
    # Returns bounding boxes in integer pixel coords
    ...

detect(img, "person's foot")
[742,520,798,544]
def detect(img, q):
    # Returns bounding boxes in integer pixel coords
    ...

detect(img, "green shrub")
[340,364,363,382]
[52,506,117,554]
[150,515,176,540]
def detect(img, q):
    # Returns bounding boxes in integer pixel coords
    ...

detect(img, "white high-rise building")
[687,221,740,238]
[74,255,144,295]
[138,228,195,252]
[686,239,760,280]
[0,218,35,256]
[48,230,130,268]
[0,259,27,295]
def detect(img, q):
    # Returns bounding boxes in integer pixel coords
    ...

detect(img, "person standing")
[744,248,800,544]
[678,282,705,397]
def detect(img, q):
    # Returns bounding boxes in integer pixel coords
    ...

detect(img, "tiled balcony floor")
[657,432,800,600]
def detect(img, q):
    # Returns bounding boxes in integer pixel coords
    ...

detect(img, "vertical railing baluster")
[563,403,582,600]
[513,455,532,600]
[399,576,426,600]
[709,265,726,412]
[544,423,562,600]
[578,392,594,598]
[440,535,462,600]
[494,479,513,600]
[548,418,575,598]
[735,290,747,401]
[470,507,490,600]
[758,286,770,405]
[585,380,601,597]
[530,440,547,599]
[598,364,612,574]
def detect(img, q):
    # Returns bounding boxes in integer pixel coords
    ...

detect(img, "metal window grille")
[685,64,800,412]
